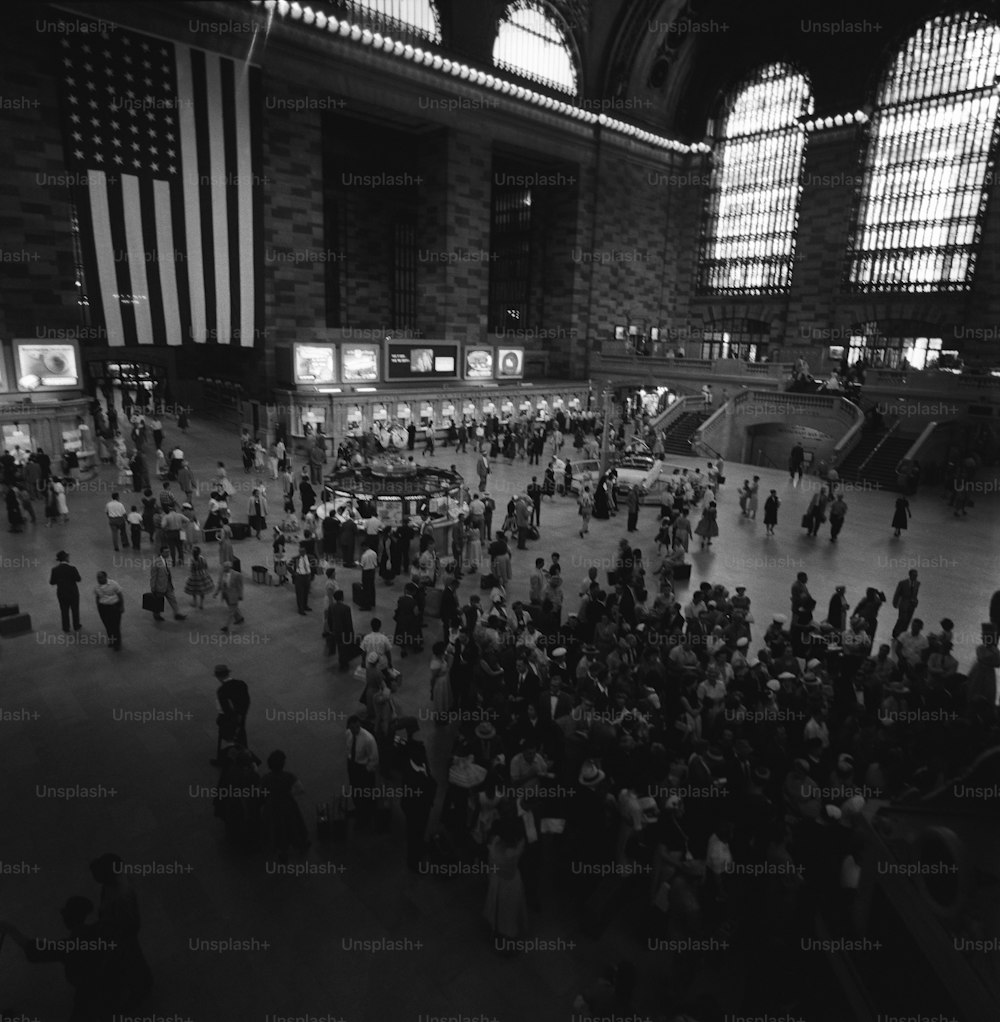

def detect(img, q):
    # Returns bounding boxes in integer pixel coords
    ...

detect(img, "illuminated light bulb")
[432,56,443,70]
[404,45,414,59]
[476,71,487,85]
[315,11,326,28]
[302,6,314,24]
[383,37,395,52]
[373,32,383,47]
[361,29,373,45]
[328,17,340,32]
[414,48,423,62]
[423,52,434,66]
[289,2,302,19]
[277,0,290,16]
[393,40,404,55]
[350,25,362,41]
[834,114,844,126]
[485,74,495,88]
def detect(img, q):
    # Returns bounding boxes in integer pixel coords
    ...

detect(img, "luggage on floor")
[230,522,251,540]
[0,604,19,618]
[142,592,165,614]
[672,563,692,581]
[526,525,539,541]
[352,581,371,609]
[480,573,498,590]
[0,612,31,636]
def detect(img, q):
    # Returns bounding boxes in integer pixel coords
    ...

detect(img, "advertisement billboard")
[496,346,525,379]
[385,342,460,381]
[13,340,81,391]
[293,343,337,385]
[464,347,494,380]
[341,345,380,384]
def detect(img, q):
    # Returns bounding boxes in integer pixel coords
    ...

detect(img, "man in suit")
[527,477,542,526]
[212,664,250,764]
[506,649,542,716]
[439,577,460,640]
[626,484,641,533]
[325,589,356,671]
[291,543,315,615]
[338,513,358,568]
[49,550,82,632]
[891,569,920,638]
[515,495,531,550]
[215,561,245,631]
[539,674,574,724]
[149,547,186,622]
[346,715,380,827]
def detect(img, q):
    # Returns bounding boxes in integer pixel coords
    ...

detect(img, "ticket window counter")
[373,404,388,426]
[298,407,327,439]
[463,400,476,422]
[3,424,33,459]
[420,402,435,428]
[536,398,549,421]
[519,399,532,418]
[552,396,564,411]
[396,403,412,426]
[61,426,97,481]
[568,397,581,411]
[346,405,363,434]
[441,402,456,425]
[483,401,496,420]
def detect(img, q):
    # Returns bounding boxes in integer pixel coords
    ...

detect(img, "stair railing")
[856,419,902,475]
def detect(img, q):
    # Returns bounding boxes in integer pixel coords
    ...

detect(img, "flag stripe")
[220,60,242,348]
[193,46,218,344]
[206,53,231,346]
[235,63,256,348]
[168,176,193,346]
[105,174,137,346]
[123,175,155,345]
[75,179,108,343]
[249,67,265,351]
[176,44,207,344]
[85,173,125,347]
[139,176,168,346]
[153,179,183,346]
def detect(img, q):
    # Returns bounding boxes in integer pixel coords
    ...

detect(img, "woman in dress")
[247,487,268,540]
[853,587,887,637]
[393,582,424,658]
[465,520,482,573]
[259,750,310,864]
[483,821,529,946]
[184,545,214,609]
[738,480,750,516]
[593,474,610,520]
[672,508,693,551]
[578,485,594,537]
[490,532,512,587]
[746,477,760,520]
[763,490,780,536]
[50,477,69,525]
[891,496,911,537]
[694,501,719,549]
[217,521,234,569]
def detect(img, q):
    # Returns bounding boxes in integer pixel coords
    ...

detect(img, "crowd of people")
[5,394,1000,1021]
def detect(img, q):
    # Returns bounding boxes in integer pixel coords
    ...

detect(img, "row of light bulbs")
[804,111,870,131]
[251,0,711,153]
[252,2,871,148]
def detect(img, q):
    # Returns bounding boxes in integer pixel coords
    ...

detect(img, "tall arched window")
[336,0,441,44]
[492,0,579,96]
[848,13,1000,292]
[698,63,812,294]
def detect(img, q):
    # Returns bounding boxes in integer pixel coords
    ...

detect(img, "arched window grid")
[492,0,580,97]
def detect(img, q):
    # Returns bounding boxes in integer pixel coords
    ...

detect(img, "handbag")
[800,513,810,528]
[142,592,165,613]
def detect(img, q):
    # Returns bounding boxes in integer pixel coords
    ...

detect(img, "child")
[127,505,143,550]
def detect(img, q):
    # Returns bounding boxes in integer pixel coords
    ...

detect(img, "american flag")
[57,23,262,347]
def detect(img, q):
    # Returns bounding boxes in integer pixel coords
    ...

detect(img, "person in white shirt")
[360,543,379,606]
[346,716,380,824]
[895,618,929,670]
[105,493,129,551]
[359,619,393,669]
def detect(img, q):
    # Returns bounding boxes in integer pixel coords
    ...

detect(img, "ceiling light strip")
[251,0,711,153]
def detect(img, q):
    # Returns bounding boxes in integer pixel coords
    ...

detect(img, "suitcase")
[251,565,268,584]
[526,525,539,541]
[352,581,371,609]
[142,592,165,613]
[0,613,31,636]
[423,587,443,619]
[672,563,692,581]
[231,556,241,574]
[0,604,19,618]
[230,522,251,540]
[480,574,498,590]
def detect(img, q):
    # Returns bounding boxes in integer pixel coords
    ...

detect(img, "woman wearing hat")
[184,545,215,609]
[763,490,780,536]
[827,586,849,633]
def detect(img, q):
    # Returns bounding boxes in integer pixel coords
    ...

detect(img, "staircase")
[661,410,710,455]
[837,428,912,490]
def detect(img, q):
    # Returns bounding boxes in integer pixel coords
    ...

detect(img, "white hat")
[806,658,821,669]
[766,679,781,692]
[551,647,567,659]
[736,637,749,648]
[773,614,788,624]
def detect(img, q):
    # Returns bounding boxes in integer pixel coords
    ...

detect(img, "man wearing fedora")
[149,546,187,622]
[49,550,82,632]
[215,560,245,631]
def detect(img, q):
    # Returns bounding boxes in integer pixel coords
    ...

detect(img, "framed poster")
[293,343,337,385]
[13,340,81,391]
[496,346,524,379]
[464,347,494,380]
[341,345,380,384]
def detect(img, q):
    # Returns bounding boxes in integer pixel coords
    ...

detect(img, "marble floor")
[0,412,997,1021]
